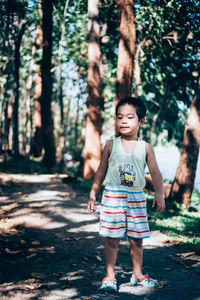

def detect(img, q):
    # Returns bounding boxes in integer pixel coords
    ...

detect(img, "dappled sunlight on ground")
[0,174,200,299]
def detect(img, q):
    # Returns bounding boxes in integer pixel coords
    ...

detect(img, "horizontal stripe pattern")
[99,184,150,239]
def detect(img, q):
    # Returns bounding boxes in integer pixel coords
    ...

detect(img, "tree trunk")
[5,103,13,154]
[115,0,136,104]
[58,97,71,174]
[169,86,200,209]
[32,24,43,157]
[73,96,80,161]
[13,20,26,157]
[33,60,43,157]
[57,0,69,172]
[83,0,102,179]
[40,0,56,172]
[25,46,35,156]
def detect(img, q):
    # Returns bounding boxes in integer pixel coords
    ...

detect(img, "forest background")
[0,0,200,213]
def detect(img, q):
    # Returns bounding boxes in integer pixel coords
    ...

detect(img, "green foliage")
[135,0,200,146]
[0,156,48,174]
[53,0,88,77]
[99,0,119,120]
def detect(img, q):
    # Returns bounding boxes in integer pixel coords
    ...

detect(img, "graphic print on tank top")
[118,164,136,186]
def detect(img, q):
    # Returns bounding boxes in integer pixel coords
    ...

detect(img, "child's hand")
[88,199,96,213]
[152,195,165,213]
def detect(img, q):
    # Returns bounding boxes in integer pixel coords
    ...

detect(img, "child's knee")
[106,237,120,250]
[128,237,143,248]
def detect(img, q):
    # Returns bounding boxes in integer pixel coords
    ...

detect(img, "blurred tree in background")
[115,0,136,104]
[0,0,199,206]
[83,0,102,179]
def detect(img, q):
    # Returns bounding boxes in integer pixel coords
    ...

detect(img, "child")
[87,97,165,292]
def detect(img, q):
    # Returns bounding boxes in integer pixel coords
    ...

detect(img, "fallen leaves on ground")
[90,271,99,277]
[169,255,188,266]
[26,253,37,259]
[31,240,40,245]
[26,283,43,290]
[62,237,70,241]
[96,255,102,262]
[30,272,48,279]
[176,252,195,258]
[169,253,200,268]
[61,279,74,287]
[0,218,9,228]
[69,269,84,276]
[82,257,88,262]
[162,239,183,246]
[158,280,165,288]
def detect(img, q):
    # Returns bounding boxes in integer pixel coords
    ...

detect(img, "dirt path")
[0,174,200,300]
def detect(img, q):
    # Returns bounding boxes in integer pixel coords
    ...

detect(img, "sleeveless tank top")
[105,137,146,188]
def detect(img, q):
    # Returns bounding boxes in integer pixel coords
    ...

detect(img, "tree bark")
[57,0,69,173]
[73,96,80,161]
[40,0,56,172]
[169,85,200,209]
[13,20,26,157]
[32,24,43,157]
[83,0,102,179]
[115,0,136,104]
[5,103,13,154]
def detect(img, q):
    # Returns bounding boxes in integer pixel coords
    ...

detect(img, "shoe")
[137,274,159,288]
[100,277,117,292]
[130,277,138,285]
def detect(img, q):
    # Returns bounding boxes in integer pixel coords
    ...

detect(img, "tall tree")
[169,82,200,208]
[83,0,102,179]
[32,1,43,158]
[57,0,70,173]
[13,19,26,157]
[115,0,136,104]
[40,0,56,172]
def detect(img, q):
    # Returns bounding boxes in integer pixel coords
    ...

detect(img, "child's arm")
[145,143,165,213]
[87,140,113,213]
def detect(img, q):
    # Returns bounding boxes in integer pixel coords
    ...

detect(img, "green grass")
[147,191,200,253]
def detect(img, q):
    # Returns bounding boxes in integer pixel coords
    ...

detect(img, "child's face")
[116,104,144,138]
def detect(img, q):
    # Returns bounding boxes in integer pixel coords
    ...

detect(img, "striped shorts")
[99,184,150,239]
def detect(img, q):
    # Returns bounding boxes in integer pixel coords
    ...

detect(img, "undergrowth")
[147,191,200,254]
[0,156,48,174]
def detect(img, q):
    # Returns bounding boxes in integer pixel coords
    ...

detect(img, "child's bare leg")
[128,237,143,278]
[104,237,120,278]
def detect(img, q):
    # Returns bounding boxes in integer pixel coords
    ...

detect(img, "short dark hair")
[116,97,146,121]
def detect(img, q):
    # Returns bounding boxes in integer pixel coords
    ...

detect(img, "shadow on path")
[0,174,200,300]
